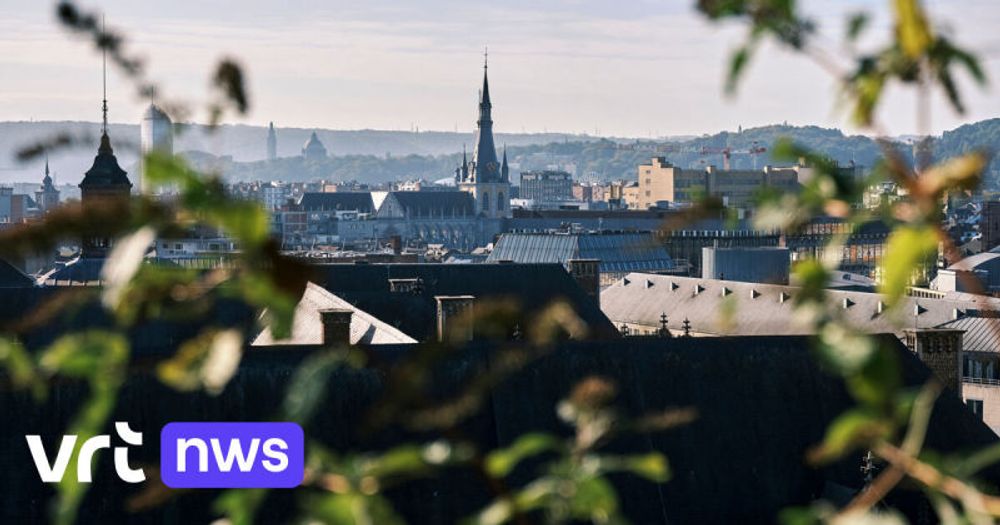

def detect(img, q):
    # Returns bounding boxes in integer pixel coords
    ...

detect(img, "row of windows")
[481,192,506,212]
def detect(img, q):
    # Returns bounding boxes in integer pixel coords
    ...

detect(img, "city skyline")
[0,0,999,139]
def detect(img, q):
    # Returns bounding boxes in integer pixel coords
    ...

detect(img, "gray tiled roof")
[252,282,416,346]
[487,232,675,274]
[937,315,1000,353]
[390,191,475,216]
[298,192,375,213]
[601,272,1000,337]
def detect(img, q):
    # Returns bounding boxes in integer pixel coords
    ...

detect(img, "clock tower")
[456,52,511,219]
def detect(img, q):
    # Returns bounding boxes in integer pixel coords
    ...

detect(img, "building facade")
[520,170,573,201]
[635,157,800,209]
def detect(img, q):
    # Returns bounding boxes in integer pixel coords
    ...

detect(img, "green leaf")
[726,44,753,95]
[156,329,243,395]
[621,453,670,483]
[894,0,933,59]
[879,224,939,306]
[0,336,44,399]
[485,433,561,478]
[810,409,890,464]
[847,345,902,409]
[43,332,130,525]
[569,476,619,522]
[213,488,268,525]
[846,13,868,42]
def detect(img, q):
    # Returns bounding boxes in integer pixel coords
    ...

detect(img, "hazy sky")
[1,0,999,138]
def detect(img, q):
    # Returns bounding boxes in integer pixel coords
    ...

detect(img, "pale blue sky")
[1,0,998,137]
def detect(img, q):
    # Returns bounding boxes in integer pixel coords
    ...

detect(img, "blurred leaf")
[817,323,876,375]
[0,337,44,399]
[847,345,902,409]
[569,476,619,522]
[486,433,561,478]
[726,44,753,95]
[618,453,670,483]
[214,488,267,525]
[809,409,891,464]
[893,0,933,59]
[43,331,129,525]
[914,151,987,196]
[156,329,243,395]
[847,12,868,42]
[212,59,249,115]
[879,224,938,306]
[282,351,357,425]
[303,492,404,525]
[101,226,156,311]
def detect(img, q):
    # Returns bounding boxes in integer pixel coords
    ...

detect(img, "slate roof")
[79,133,132,189]
[252,282,416,346]
[601,272,1000,338]
[43,258,107,286]
[310,262,620,341]
[298,192,375,213]
[487,232,675,274]
[0,259,34,288]
[0,334,995,523]
[937,315,1000,353]
[388,191,475,216]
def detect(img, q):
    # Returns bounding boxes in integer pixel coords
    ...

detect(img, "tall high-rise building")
[455,53,511,219]
[140,102,173,194]
[35,157,60,213]
[267,122,277,161]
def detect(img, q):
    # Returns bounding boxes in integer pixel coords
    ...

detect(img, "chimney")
[319,308,353,346]
[568,259,601,308]
[903,328,963,396]
[389,235,402,255]
[435,295,474,343]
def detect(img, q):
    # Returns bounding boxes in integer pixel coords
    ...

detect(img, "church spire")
[101,15,108,136]
[501,144,509,182]
[471,48,500,182]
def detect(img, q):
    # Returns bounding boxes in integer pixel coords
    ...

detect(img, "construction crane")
[697,143,768,170]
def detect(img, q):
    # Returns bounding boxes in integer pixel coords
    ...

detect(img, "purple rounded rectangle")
[160,422,304,488]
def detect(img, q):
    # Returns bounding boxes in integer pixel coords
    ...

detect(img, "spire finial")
[101,15,108,134]
[45,153,49,176]
[484,46,488,70]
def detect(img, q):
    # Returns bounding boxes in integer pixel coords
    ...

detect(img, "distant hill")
[0,121,604,184]
[3,119,1000,186]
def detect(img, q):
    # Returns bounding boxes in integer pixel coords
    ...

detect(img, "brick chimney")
[567,259,600,308]
[318,308,353,346]
[435,295,474,343]
[903,328,963,396]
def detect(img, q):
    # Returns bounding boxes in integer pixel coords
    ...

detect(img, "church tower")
[79,50,132,258]
[267,121,277,161]
[35,157,60,213]
[456,51,511,219]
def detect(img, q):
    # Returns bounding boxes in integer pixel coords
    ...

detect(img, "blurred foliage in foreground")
[2,0,1000,524]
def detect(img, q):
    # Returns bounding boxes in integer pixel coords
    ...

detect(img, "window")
[967,399,984,420]
[482,192,490,212]
[497,192,505,211]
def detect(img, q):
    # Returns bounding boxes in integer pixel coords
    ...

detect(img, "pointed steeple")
[471,49,500,182]
[501,144,509,182]
[80,30,130,192]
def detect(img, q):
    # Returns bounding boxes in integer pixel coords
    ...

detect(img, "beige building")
[635,157,801,210]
